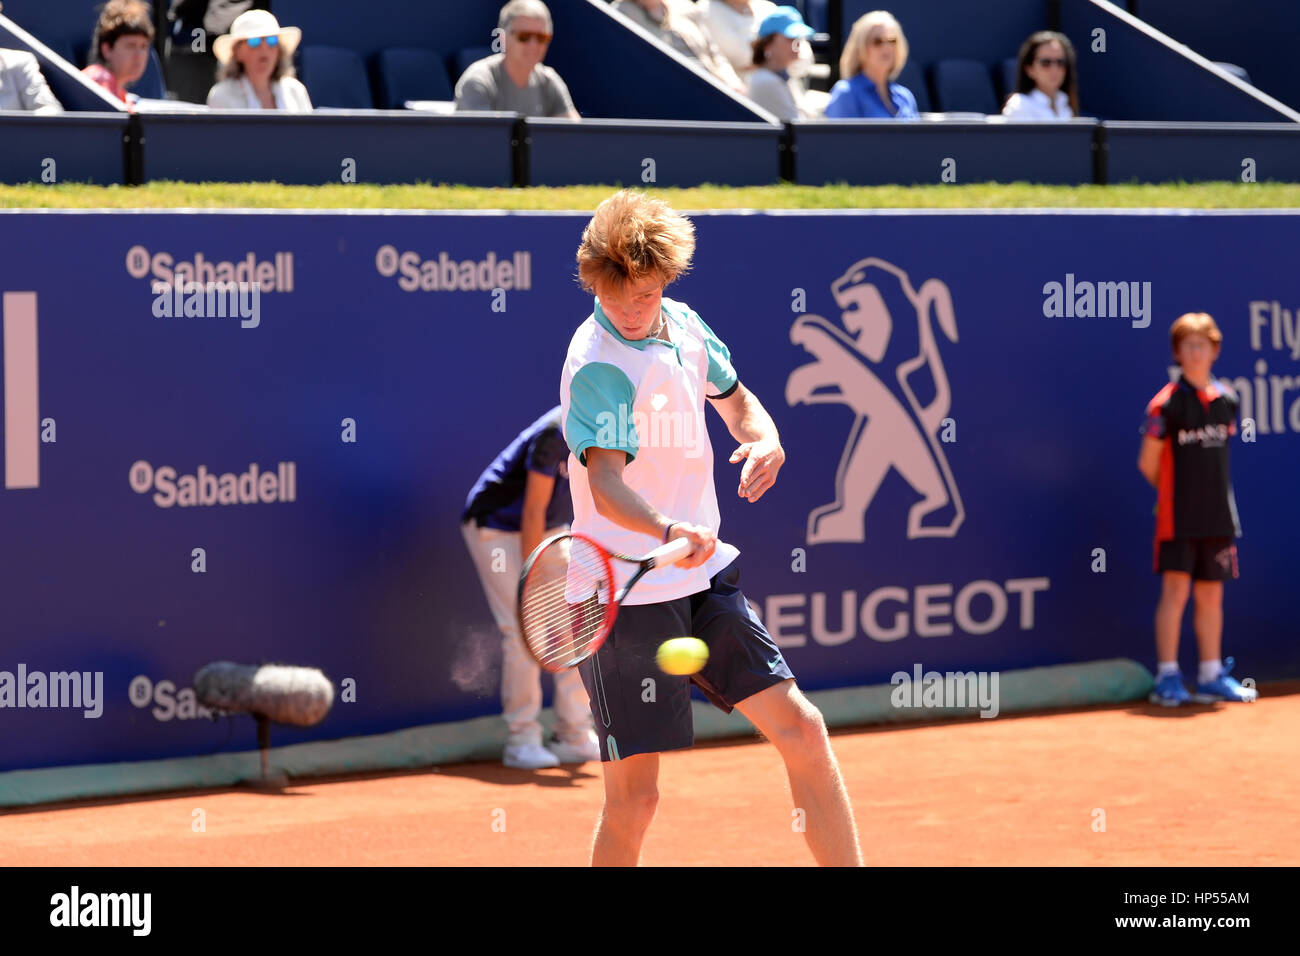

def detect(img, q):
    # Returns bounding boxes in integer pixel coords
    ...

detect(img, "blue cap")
[758,5,815,40]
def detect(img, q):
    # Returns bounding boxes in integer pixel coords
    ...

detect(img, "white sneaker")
[503,742,561,770]
[546,731,601,764]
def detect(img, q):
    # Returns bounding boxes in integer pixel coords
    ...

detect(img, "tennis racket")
[517,532,694,673]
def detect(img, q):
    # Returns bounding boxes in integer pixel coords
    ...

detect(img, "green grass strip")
[3,181,1300,210]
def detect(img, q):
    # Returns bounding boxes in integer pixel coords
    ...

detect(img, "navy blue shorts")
[578,558,794,762]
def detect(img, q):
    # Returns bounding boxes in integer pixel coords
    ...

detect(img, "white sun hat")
[212,9,302,64]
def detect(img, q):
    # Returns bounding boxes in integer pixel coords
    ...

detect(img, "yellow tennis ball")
[656,637,709,676]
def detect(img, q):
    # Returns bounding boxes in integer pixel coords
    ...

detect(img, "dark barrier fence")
[523,118,784,187]
[1,209,1296,773]
[790,118,1098,185]
[8,112,1300,187]
[10,113,1300,187]
[1104,122,1300,184]
[0,112,128,186]
[136,111,519,187]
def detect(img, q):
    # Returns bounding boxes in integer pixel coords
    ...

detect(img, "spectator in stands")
[698,0,814,82]
[748,6,820,120]
[206,9,311,111]
[0,48,64,113]
[611,0,745,94]
[1002,31,1078,120]
[825,10,917,118]
[457,1,578,118]
[83,1,155,108]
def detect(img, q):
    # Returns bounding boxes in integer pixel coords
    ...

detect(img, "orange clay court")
[4,685,1297,867]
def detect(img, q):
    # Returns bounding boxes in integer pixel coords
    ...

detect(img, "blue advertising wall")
[1,209,1296,773]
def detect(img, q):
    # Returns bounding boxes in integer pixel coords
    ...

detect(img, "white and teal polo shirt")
[560,295,741,605]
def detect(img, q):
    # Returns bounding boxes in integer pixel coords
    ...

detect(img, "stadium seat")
[894,60,931,113]
[997,57,1019,104]
[373,47,455,110]
[127,47,166,101]
[929,59,999,114]
[298,45,374,109]
[453,46,493,83]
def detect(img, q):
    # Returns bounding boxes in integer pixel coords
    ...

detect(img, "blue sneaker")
[1148,671,1190,706]
[1193,657,1258,703]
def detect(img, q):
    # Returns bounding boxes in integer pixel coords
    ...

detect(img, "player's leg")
[577,599,694,865]
[689,560,862,865]
[591,752,660,866]
[735,680,863,866]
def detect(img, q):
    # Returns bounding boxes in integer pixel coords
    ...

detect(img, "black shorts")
[577,558,794,762]
[1155,537,1239,580]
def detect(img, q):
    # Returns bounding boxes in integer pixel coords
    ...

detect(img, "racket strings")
[520,538,612,671]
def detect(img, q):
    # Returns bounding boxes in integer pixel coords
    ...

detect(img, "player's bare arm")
[1138,435,1163,488]
[711,382,786,502]
[519,469,555,560]
[585,446,717,569]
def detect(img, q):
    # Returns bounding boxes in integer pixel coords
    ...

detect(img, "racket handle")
[646,535,694,567]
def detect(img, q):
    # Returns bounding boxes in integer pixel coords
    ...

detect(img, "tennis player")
[559,189,863,866]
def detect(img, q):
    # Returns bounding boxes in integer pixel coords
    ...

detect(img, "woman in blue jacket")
[825,10,918,119]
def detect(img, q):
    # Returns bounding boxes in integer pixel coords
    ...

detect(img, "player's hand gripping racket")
[517,533,694,673]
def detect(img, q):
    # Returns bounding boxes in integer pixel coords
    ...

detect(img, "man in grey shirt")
[456,0,579,118]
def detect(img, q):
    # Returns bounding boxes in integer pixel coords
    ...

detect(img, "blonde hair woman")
[825,10,917,118]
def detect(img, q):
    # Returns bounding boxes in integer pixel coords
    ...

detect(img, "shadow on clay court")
[430,762,600,787]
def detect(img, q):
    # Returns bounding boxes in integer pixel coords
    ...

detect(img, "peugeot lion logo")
[786,258,963,545]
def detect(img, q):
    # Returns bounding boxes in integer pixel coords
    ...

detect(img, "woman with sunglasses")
[206,9,312,111]
[825,10,917,119]
[1002,31,1078,120]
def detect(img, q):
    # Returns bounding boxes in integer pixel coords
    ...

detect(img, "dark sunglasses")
[513,31,552,44]
[1034,57,1066,67]
[869,36,898,46]
[246,35,279,48]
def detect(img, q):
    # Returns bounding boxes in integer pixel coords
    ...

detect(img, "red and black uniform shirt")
[1143,373,1242,562]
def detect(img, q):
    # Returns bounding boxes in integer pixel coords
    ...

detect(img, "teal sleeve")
[565,362,638,466]
[693,310,739,396]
